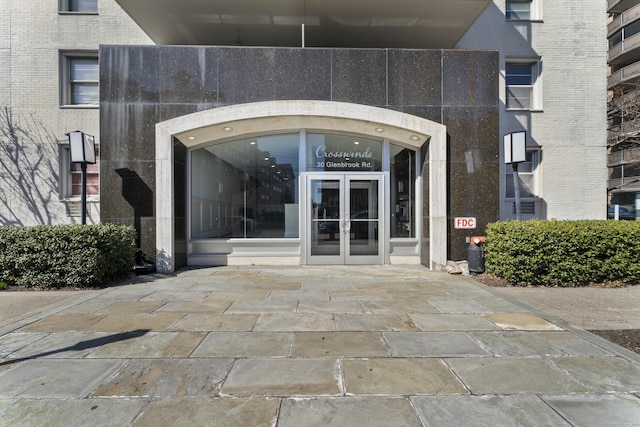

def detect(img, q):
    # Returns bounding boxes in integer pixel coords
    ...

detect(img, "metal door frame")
[303,172,386,265]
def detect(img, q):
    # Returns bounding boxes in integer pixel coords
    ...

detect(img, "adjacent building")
[0,1,607,273]
[608,0,640,218]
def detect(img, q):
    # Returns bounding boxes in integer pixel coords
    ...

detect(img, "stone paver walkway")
[1,266,640,426]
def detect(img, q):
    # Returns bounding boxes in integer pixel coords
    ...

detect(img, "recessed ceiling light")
[187,136,196,141]
[250,141,256,145]
[354,141,360,145]
[375,127,384,133]
[410,135,421,141]
[223,126,233,132]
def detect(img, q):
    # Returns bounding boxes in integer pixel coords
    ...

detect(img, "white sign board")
[454,217,476,229]
[504,131,526,164]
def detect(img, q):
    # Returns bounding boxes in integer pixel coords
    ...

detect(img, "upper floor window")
[506,0,541,21]
[506,1,530,20]
[506,60,541,110]
[59,0,98,13]
[60,52,99,107]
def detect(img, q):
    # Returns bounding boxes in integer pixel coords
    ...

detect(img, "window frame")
[505,149,540,200]
[59,0,98,14]
[59,143,100,202]
[505,59,542,111]
[506,0,542,22]
[60,51,99,108]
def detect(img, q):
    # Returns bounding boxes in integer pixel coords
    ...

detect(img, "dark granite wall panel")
[443,108,499,259]
[100,46,160,103]
[443,51,499,107]
[273,49,332,100]
[331,50,387,105]
[388,49,442,107]
[159,104,205,123]
[159,47,218,104]
[100,45,500,267]
[218,48,278,104]
[390,106,443,124]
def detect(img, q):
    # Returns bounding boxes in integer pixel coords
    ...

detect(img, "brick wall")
[457,0,608,220]
[0,0,152,226]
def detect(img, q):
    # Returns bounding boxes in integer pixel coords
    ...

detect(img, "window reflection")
[390,144,415,238]
[191,134,299,238]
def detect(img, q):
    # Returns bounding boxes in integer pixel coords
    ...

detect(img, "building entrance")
[306,173,384,265]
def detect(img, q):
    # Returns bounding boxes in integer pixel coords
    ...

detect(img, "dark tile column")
[442,50,500,260]
[100,45,160,263]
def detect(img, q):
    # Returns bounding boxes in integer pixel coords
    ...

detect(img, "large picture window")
[190,131,419,241]
[191,134,300,239]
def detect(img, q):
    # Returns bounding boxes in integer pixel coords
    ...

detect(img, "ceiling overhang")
[115,0,490,49]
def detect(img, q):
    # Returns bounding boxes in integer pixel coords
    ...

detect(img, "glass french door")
[306,174,384,264]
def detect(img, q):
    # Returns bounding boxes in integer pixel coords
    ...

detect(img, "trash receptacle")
[467,236,485,274]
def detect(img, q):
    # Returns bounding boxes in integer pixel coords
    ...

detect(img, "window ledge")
[506,108,543,113]
[58,12,98,15]
[60,105,99,110]
[506,19,543,23]
[61,197,100,203]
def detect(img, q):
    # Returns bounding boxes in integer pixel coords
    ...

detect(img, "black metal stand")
[80,162,87,225]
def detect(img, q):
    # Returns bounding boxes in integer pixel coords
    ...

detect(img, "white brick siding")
[0,0,152,225]
[457,0,608,220]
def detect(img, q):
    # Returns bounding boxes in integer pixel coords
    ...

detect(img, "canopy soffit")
[115,0,490,48]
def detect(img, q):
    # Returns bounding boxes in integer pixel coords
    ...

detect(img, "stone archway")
[155,100,446,272]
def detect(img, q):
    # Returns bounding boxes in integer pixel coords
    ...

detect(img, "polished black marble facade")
[100,46,499,266]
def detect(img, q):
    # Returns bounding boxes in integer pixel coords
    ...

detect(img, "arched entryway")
[155,101,446,272]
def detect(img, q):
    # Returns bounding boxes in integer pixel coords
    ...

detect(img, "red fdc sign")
[454,217,476,229]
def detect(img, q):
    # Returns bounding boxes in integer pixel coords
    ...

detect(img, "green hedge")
[0,224,137,289]
[485,220,640,287]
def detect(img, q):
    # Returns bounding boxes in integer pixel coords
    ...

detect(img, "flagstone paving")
[0,265,639,426]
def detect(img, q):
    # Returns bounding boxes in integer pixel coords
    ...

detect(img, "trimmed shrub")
[0,224,136,289]
[485,220,640,287]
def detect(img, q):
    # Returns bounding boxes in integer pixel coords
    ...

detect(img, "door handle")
[343,219,351,233]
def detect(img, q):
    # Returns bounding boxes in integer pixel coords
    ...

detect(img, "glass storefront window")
[191,134,299,239]
[307,133,382,172]
[191,131,418,242]
[390,144,415,238]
